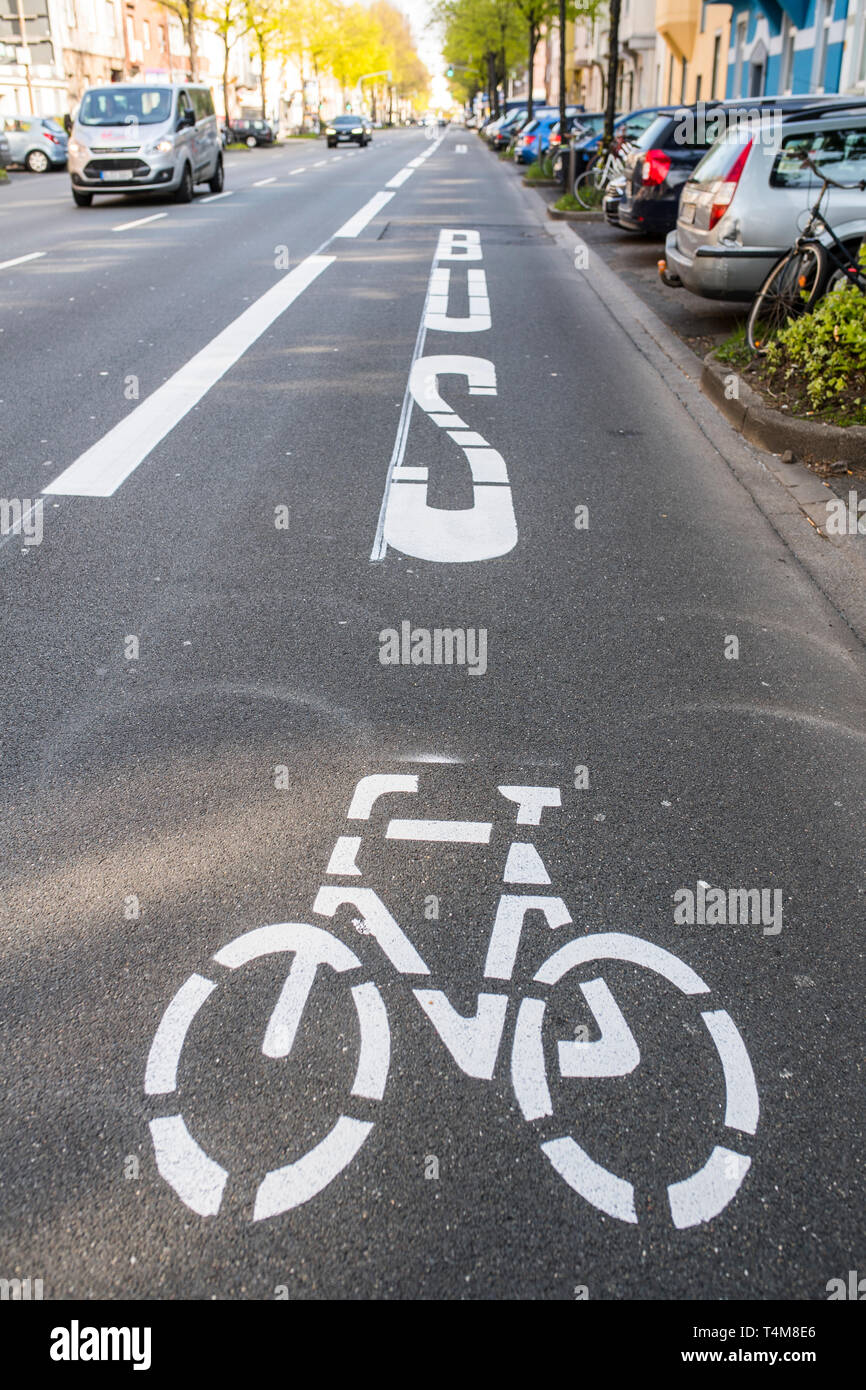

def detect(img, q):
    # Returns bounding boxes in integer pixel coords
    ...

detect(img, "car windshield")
[333,117,359,126]
[79,88,173,127]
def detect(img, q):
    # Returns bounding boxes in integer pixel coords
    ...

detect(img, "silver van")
[68,82,223,207]
[0,114,68,172]
[663,102,866,301]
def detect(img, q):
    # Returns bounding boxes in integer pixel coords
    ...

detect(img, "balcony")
[656,0,700,62]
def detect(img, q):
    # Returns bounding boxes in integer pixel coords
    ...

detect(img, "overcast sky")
[395,0,451,107]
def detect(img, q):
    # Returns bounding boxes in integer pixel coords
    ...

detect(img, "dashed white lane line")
[0,250,46,269]
[312,160,327,167]
[333,190,394,238]
[289,167,307,175]
[111,212,168,232]
[385,167,415,189]
[199,190,234,203]
[253,176,277,186]
[44,253,334,498]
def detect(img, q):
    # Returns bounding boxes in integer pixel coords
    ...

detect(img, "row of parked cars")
[482,96,866,308]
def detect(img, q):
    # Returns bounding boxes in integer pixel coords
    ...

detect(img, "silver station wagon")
[663,101,866,302]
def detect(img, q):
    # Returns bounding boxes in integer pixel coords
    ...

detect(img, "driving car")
[0,114,68,172]
[67,82,222,206]
[662,101,866,301]
[325,115,370,148]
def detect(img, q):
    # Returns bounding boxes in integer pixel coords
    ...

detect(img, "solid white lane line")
[199,190,234,203]
[111,212,168,232]
[253,176,277,186]
[333,190,394,238]
[385,167,415,189]
[44,253,335,498]
[0,250,46,269]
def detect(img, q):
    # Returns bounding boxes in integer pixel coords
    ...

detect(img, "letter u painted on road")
[383,355,517,563]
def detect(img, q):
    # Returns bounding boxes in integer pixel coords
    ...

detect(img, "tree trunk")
[526,25,537,122]
[259,33,267,119]
[558,0,566,134]
[187,1,198,81]
[223,42,230,129]
[486,51,498,118]
[604,0,621,148]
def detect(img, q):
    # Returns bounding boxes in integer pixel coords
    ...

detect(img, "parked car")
[0,128,10,169]
[567,108,670,181]
[611,97,845,238]
[325,115,370,147]
[67,83,223,206]
[0,114,68,172]
[514,109,581,164]
[662,101,866,300]
[230,117,275,147]
[487,109,527,151]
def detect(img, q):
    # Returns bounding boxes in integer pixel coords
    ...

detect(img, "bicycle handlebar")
[801,154,866,193]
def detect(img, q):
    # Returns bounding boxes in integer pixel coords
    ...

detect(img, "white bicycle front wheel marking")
[512,932,759,1229]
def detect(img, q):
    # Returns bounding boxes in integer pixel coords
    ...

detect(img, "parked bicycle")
[746,157,866,353]
[572,132,635,209]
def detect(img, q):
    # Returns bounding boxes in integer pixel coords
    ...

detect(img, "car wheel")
[174,162,194,203]
[246,135,257,148]
[208,155,224,193]
[72,190,93,207]
[26,149,50,173]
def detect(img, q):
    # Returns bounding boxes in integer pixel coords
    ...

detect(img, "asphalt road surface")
[1,128,864,1302]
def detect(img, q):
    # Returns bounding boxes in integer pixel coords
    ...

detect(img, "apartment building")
[716,0,856,100]
[655,1,732,105]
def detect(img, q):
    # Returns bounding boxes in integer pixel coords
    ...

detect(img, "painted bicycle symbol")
[145,774,759,1227]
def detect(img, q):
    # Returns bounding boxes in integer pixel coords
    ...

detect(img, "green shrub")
[766,250,866,413]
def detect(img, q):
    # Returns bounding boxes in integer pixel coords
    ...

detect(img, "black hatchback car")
[326,115,370,147]
[610,96,841,236]
[230,118,275,147]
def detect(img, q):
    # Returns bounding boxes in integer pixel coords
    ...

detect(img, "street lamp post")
[356,69,391,120]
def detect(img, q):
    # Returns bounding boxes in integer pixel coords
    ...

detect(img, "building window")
[734,16,748,98]
[695,73,702,103]
[812,0,832,93]
[779,16,796,94]
[125,14,135,49]
[680,58,688,103]
[700,2,706,35]
[711,33,721,99]
[143,18,150,49]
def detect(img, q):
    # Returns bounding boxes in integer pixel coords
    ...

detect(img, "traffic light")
[446,66,454,78]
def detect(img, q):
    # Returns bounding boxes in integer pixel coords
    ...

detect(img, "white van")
[67,83,223,207]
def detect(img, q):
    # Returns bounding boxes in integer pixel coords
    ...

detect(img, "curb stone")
[701,352,866,466]
[546,205,604,222]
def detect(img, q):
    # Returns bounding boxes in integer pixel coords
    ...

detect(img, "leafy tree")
[203,0,251,126]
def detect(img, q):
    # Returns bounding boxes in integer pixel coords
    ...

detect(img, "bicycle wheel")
[145,920,390,1221]
[573,170,603,210]
[746,243,827,353]
[511,932,760,1229]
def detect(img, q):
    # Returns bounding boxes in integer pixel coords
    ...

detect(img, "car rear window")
[42,118,66,134]
[689,129,754,185]
[636,114,674,150]
[771,127,866,188]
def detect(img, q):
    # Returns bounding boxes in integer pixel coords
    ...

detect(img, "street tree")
[155,0,202,80]
[203,0,251,127]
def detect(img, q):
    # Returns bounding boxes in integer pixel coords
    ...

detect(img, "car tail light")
[525,134,536,144]
[43,130,60,144]
[642,149,671,185]
[708,139,753,229]
[550,133,560,145]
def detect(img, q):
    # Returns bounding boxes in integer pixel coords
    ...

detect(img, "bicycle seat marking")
[144,772,759,1228]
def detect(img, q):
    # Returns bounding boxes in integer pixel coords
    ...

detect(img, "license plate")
[101,169,128,181]
[680,202,696,224]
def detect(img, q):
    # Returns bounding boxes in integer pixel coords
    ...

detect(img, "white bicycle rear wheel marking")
[146,922,390,1220]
